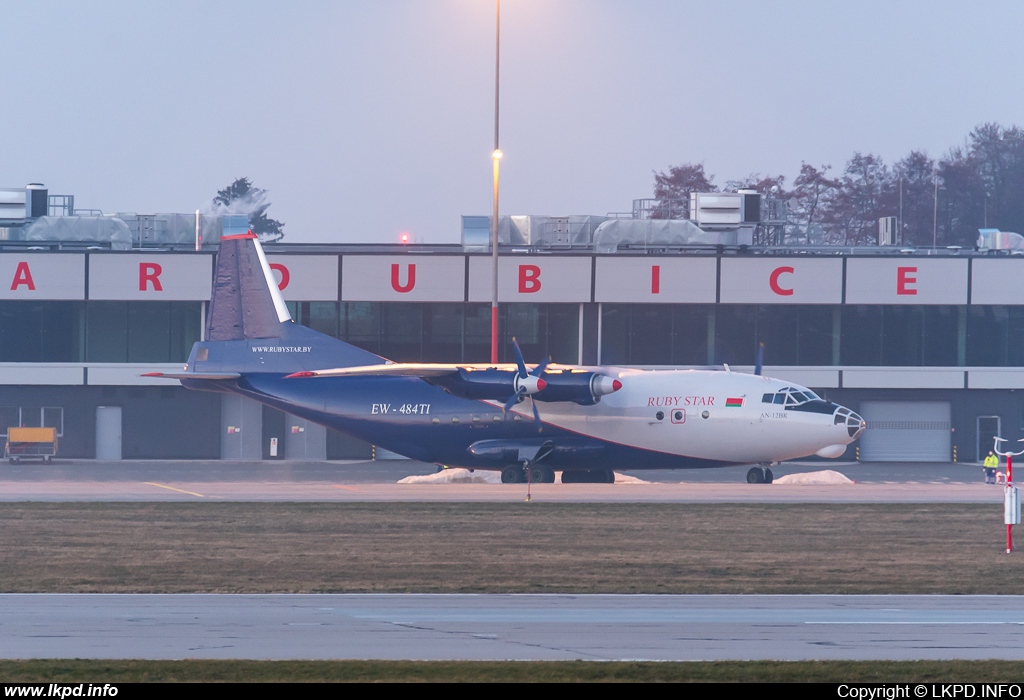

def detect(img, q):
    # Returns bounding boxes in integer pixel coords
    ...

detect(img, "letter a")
[139,262,163,291]
[10,261,35,291]
[391,263,416,293]
[518,265,541,293]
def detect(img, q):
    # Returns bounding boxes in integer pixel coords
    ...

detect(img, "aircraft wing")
[285,363,469,379]
[286,362,621,407]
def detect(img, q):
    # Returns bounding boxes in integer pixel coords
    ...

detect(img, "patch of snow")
[399,468,501,484]
[773,469,855,485]
[611,473,649,484]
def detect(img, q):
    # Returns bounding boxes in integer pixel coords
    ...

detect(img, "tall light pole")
[490,0,501,364]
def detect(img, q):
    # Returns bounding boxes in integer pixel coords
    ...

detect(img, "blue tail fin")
[190,233,384,374]
[207,232,289,341]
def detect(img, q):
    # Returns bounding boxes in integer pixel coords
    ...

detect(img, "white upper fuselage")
[504,368,861,464]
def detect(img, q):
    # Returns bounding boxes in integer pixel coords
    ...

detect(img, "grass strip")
[2,659,1024,683]
[0,502,1021,594]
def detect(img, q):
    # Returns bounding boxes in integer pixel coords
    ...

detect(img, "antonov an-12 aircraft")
[147,233,866,484]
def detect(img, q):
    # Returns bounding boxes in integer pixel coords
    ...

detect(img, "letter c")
[769,266,794,296]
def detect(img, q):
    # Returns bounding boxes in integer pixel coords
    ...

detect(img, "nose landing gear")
[746,464,774,484]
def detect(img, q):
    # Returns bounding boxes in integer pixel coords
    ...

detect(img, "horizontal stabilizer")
[141,371,241,380]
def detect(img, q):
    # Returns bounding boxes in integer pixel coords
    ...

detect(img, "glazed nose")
[833,405,865,439]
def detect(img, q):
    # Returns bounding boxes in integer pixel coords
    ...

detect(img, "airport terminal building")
[0,185,1022,464]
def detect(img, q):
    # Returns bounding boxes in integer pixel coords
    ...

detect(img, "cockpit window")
[761,387,821,406]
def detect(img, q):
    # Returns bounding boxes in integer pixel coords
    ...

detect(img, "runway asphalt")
[0,458,1006,502]
[4,594,1023,661]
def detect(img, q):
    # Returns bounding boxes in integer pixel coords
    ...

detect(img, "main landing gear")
[500,465,613,483]
[500,464,556,484]
[746,464,775,484]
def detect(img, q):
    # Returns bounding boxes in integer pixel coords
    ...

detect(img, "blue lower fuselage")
[188,373,732,471]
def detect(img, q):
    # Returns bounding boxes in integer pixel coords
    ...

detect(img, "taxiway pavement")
[0,459,1004,502]
[3,594,1022,661]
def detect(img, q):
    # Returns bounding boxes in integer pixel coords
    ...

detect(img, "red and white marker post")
[993,438,1023,554]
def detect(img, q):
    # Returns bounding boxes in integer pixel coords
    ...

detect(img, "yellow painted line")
[331,484,360,492]
[144,482,205,498]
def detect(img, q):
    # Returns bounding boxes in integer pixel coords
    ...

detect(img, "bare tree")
[651,163,716,218]
[789,163,839,244]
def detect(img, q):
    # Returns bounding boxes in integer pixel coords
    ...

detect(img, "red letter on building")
[897,266,917,295]
[139,262,163,291]
[769,266,794,296]
[651,265,661,294]
[518,265,542,293]
[269,263,290,291]
[10,262,35,291]
[391,263,416,293]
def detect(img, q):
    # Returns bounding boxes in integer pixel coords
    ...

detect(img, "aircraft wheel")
[763,467,774,484]
[746,467,765,484]
[529,465,554,483]
[603,470,616,484]
[501,466,525,484]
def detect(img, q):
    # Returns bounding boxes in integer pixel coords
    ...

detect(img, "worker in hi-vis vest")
[984,451,999,484]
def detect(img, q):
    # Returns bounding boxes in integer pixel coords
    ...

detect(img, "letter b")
[518,265,541,293]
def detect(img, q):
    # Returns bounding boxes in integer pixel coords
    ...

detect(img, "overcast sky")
[3,0,1023,244]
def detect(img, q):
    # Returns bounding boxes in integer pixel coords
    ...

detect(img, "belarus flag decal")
[725,397,744,408]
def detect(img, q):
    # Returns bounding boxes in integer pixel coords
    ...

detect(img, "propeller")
[754,342,764,376]
[503,337,549,430]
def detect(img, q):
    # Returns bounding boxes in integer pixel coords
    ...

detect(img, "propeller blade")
[532,355,552,377]
[755,342,764,376]
[531,398,542,431]
[503,390,524,413]
[511,337,528,378]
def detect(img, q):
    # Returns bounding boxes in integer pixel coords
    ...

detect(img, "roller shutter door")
[858,401,951,462]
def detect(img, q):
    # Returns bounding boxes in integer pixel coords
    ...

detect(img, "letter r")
[139,262,163,291]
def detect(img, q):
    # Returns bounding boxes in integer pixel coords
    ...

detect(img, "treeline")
[652,123,1024,247]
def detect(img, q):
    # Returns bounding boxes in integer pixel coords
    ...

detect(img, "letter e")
[897,266,917,295]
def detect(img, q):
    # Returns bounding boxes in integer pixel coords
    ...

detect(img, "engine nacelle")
[533,370,622,406]
[428,367,534,401]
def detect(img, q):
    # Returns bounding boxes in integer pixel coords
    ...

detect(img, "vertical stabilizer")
[208,232,290,341]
